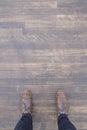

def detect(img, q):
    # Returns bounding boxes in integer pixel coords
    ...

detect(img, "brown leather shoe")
[20,89,32,114]
[56,90,69,116]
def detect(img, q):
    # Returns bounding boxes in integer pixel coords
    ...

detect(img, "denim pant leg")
[58,114,76,130]
[14,113,33,130]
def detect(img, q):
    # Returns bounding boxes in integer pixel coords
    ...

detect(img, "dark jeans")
[14,113,33,130]
[58,114,76,130]
[14,113,76,130]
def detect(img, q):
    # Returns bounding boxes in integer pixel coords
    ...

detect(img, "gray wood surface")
[0,0,87,130]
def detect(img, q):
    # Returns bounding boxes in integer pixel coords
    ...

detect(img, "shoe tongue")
[24,103,30,111]
[59,103,67,111]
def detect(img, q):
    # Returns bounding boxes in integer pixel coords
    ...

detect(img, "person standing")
[14,89,76,130]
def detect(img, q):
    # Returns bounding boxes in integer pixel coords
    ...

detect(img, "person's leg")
[58,114,76,130]
[14,90,33,130]
[56,90,77,130]
[14,113,33,130]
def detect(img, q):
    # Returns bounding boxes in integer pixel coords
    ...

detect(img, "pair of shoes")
[20,89,69,116]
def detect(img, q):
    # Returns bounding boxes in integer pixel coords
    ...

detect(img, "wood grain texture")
[0,0,87,130]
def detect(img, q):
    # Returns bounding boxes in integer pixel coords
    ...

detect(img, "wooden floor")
[0,0,87,130]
